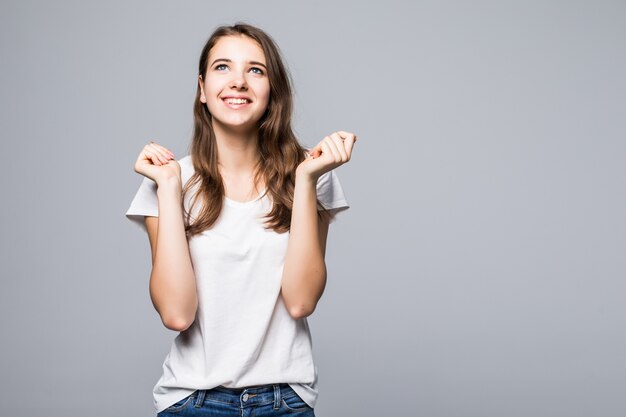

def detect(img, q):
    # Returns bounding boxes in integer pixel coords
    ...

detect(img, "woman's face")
[199,35,270,134]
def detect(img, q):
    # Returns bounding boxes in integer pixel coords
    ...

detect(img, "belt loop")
[195,389,206,408]
[273,384,281,410]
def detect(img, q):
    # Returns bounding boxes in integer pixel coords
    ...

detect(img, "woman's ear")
[198,75,206,103]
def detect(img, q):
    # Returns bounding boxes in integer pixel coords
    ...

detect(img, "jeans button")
[243,393,249,402]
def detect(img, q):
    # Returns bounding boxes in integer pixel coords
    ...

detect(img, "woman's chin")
[212,118,261,134]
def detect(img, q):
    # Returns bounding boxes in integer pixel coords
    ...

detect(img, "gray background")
[1,1,625,416]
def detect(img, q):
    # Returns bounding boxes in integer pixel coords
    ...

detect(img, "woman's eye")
[214,64,264,75]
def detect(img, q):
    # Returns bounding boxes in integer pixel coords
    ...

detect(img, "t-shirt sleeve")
[316,169,350,224]
[125,176,159,233]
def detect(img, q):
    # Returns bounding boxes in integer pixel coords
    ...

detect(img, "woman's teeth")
[224,98,249,104]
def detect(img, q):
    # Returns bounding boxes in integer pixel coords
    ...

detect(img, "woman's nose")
[230,74,247,89]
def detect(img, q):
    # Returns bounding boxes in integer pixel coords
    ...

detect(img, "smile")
[222,98,252,109]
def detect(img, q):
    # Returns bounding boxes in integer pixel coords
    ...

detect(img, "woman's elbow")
[157,296,197,331]
[162,314,195,332]
[281,287,315,319]
[283,268,326,319]
[288,302,317,320]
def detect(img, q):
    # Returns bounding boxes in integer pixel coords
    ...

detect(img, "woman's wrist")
[157,176,183,198]
[295,167,320,186]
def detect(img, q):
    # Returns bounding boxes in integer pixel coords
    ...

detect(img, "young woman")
[125,22,357,417]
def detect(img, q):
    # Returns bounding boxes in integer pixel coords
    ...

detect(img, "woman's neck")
[213,125,261,176]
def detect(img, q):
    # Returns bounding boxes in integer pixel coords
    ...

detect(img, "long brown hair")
[183,22,330,237]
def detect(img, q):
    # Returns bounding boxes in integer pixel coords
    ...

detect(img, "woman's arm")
[281,130,357,319]
[280,172,330,319]
[145,177,198,331]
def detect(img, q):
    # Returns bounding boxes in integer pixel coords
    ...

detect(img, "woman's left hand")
[296,130,358,181]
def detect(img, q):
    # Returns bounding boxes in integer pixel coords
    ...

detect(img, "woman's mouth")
[222,98,252,109]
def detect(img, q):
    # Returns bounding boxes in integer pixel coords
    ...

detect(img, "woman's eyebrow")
[210,58,267,70]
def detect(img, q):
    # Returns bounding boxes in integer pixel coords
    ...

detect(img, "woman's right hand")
[133,141,181,186]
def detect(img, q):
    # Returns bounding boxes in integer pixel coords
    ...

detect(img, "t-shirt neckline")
[224,188,267,207]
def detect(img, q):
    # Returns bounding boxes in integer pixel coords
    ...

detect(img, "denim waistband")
[189,383,296,409]
[210,383,292,395]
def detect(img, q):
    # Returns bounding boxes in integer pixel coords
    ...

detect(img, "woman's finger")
[336,131,357,159]
[145,143,172,165]
[144,145,170,166]
[329,132,348,161]
[147,149,167,166]
[320,140,336,164]
[343,135,356,160]
[322,136,342,162]
[146,141,173,160]
[308,142,323,158]
[337,131,357,147]
[142,148,162,166]
[337,130,357,142]
[155,142,175,159]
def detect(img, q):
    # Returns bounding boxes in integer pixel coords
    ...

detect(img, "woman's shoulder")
[178,154,195,185]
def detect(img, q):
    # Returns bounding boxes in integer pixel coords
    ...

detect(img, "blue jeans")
[156,383,315,417]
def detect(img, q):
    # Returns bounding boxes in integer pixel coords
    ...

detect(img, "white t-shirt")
[125,154,349,414]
